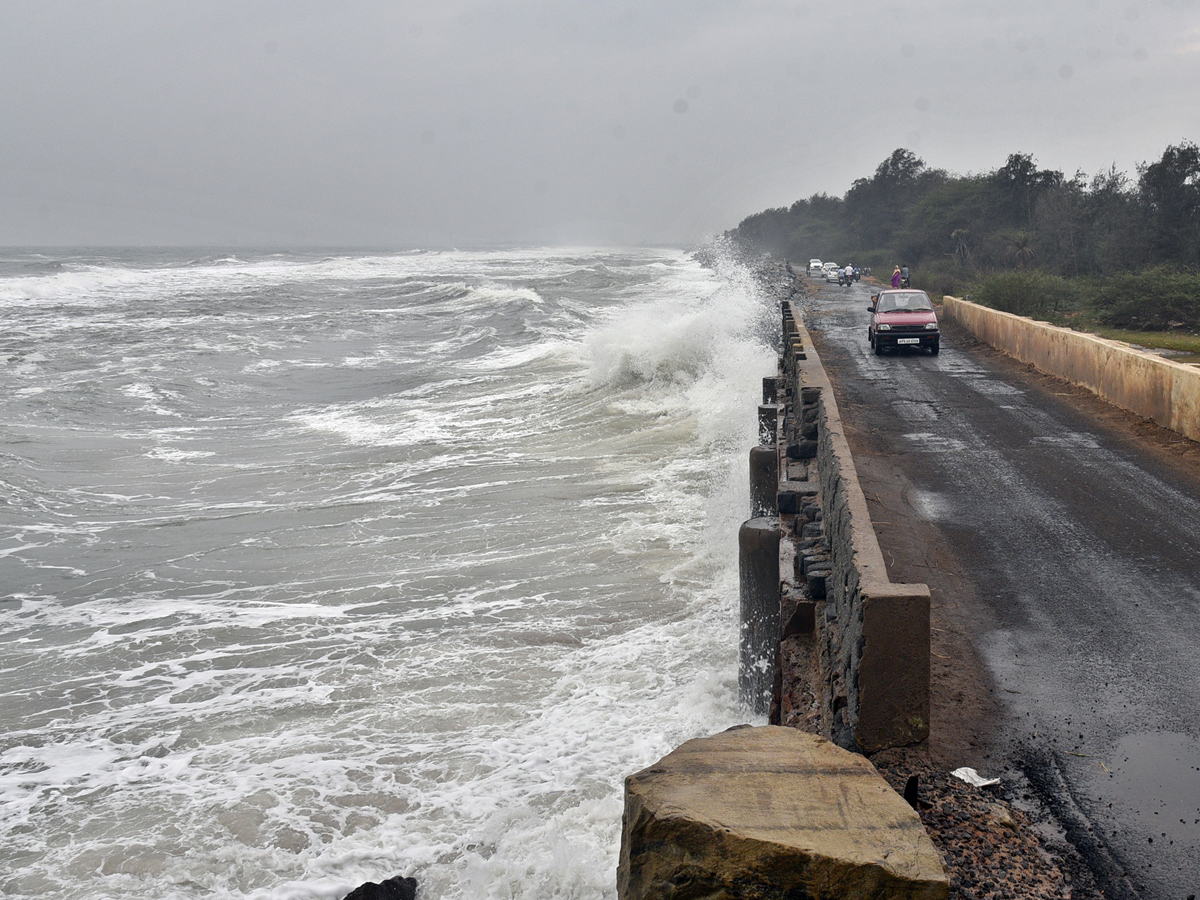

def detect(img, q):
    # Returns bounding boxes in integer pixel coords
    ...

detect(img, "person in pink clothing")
[890,265,902,288]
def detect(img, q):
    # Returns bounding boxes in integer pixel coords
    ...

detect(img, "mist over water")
[0,247,777,899]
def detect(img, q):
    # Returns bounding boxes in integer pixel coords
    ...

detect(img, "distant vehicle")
[807,258,823,275]
[825,268,843,283]
[822,262,839,275]
[868,289,940,355]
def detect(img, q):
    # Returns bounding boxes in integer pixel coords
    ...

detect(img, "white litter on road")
[951,767,1001,787]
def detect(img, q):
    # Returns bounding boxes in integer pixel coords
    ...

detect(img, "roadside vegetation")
[726,144,1200,350]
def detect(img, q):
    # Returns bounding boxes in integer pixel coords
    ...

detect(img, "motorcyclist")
[843,264,854,286]
[900,264,911,288]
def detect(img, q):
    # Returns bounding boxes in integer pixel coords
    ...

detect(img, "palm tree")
[951,229,972,266]
[1006,231,1038,268]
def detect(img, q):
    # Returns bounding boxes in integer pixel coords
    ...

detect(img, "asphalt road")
[801,276,1200,900]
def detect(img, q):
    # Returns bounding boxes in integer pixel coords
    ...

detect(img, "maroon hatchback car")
[868,289,940,355]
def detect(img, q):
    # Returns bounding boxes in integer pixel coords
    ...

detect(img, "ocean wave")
[584,250,774,394]
[0,245,774,900]
[587,309,719,386]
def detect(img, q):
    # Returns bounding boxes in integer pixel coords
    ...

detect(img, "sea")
[0,246,778,900]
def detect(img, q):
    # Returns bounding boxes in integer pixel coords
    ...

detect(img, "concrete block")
[777,479,819,514]
[801,553,830,575]
[749,445,778,517]
[739,518,781,715]
[618,727,948,900]
[857,582,932,752]
[757,403,779,445]
[787,440,818,460]
[762,376,779,404]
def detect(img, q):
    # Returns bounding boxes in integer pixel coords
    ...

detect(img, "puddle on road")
[1090,732,1200,841]
[1082,731,1200,889]
[906,489,951,521]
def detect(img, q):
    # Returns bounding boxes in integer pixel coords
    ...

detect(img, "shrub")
[972,271,1080,320]
[912,262,968,300]
[1094,267,1200,331]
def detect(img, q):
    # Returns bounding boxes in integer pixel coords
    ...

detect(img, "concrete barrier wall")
[782,299,930,753]
[942,296,1200,443]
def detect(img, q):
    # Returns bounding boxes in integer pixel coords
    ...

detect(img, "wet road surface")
[802,277,1200,899]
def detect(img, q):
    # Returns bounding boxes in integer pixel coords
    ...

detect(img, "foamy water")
[0,246,777,899]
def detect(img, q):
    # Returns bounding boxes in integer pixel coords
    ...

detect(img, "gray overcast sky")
[2,0,1199,247]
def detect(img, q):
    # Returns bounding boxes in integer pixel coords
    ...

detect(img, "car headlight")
[925,322,938,330]
[877,323,891,331]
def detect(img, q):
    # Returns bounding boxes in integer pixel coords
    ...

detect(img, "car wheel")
[930,340,940,356]
[873,340,883,356]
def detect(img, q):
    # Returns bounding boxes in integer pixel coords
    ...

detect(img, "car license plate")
[896,337,920,345]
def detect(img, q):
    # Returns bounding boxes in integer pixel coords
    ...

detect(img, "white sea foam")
[144,447,217,461]
[292,404,455,448]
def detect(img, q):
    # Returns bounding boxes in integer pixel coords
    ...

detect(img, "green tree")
[991,153,1064,229]
[843,149,944,252]
[1138,142,1200,267]
[1005,231,1038,268]
[724,141,1200,283]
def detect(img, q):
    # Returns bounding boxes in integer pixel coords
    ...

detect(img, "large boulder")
[618,726,947,900]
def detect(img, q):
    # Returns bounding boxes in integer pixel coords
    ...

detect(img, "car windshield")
[877,291,933,312]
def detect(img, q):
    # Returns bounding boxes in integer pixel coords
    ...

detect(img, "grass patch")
[1082,326,1200,355]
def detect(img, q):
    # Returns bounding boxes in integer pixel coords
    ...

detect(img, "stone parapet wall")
[942,295,1200,443]
[780,298,930,753]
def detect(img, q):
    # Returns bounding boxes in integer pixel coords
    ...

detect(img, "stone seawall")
[774,297,931,753]
[942,295,1200,443]
[738,283,930,753]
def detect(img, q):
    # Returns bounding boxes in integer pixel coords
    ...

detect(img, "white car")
[807,258,823,275]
